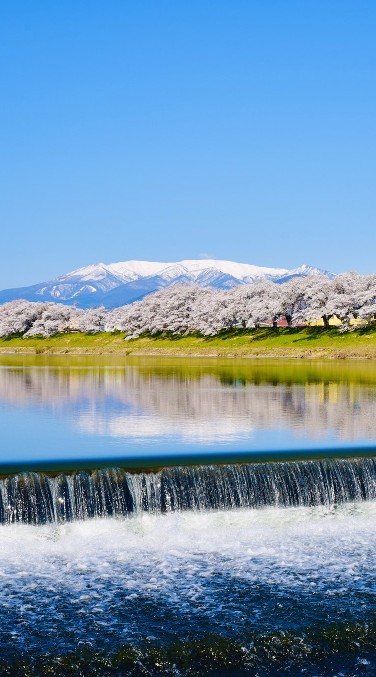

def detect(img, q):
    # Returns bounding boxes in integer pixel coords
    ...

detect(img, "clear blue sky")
[1,1,375,288]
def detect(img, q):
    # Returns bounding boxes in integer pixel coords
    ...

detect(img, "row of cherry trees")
[0,272,376,338]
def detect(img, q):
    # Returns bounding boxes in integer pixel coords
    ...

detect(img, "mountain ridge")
[0,259,334,309]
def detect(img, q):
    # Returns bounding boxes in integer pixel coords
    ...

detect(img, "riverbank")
[1,326,376,358]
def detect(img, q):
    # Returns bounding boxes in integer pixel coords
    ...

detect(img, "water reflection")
[0,358,376,450]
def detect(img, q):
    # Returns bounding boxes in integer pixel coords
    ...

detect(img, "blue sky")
[0,1,375,288]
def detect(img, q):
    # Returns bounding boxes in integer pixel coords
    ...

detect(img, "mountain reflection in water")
[0,357,376,462]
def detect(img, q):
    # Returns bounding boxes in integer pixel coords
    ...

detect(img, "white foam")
[0,503,375,597]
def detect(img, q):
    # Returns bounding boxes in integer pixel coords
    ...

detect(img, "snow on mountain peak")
[108,260,169,280]
[64,263,111,282]
[285,264,335,278]
[177,259,289,280]
[0,258,334,309]
[101,259,291,282]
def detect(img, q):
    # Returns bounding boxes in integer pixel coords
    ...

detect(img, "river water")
[1,356,376,464]
[0,356,375,674]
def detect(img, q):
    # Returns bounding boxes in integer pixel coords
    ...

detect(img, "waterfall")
[0,458,375,525]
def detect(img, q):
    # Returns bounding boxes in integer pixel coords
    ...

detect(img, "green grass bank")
[2,326,376,359]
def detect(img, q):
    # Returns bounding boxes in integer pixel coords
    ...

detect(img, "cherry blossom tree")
[1,272,375,338]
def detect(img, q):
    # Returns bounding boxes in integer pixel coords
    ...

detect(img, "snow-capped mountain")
[0,260,334,309]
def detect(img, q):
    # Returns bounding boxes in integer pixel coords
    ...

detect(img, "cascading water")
[2,362,376,673]
[0,457,375,525]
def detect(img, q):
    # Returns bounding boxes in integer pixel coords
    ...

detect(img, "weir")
[0,457,375,524]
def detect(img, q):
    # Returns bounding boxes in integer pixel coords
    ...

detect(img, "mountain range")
[0,259,334,309]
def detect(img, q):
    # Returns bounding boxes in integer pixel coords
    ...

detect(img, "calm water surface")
[1,355,376,466]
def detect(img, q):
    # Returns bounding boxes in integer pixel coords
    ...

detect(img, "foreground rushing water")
[0,356,376,674]
[0,502,375,674]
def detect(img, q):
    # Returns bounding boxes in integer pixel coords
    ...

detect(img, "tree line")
[0,272,376,338]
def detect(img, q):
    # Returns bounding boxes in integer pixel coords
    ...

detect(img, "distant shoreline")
[1,327,376,359]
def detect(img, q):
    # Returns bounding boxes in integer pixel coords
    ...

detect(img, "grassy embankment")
[1,326,376,358]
